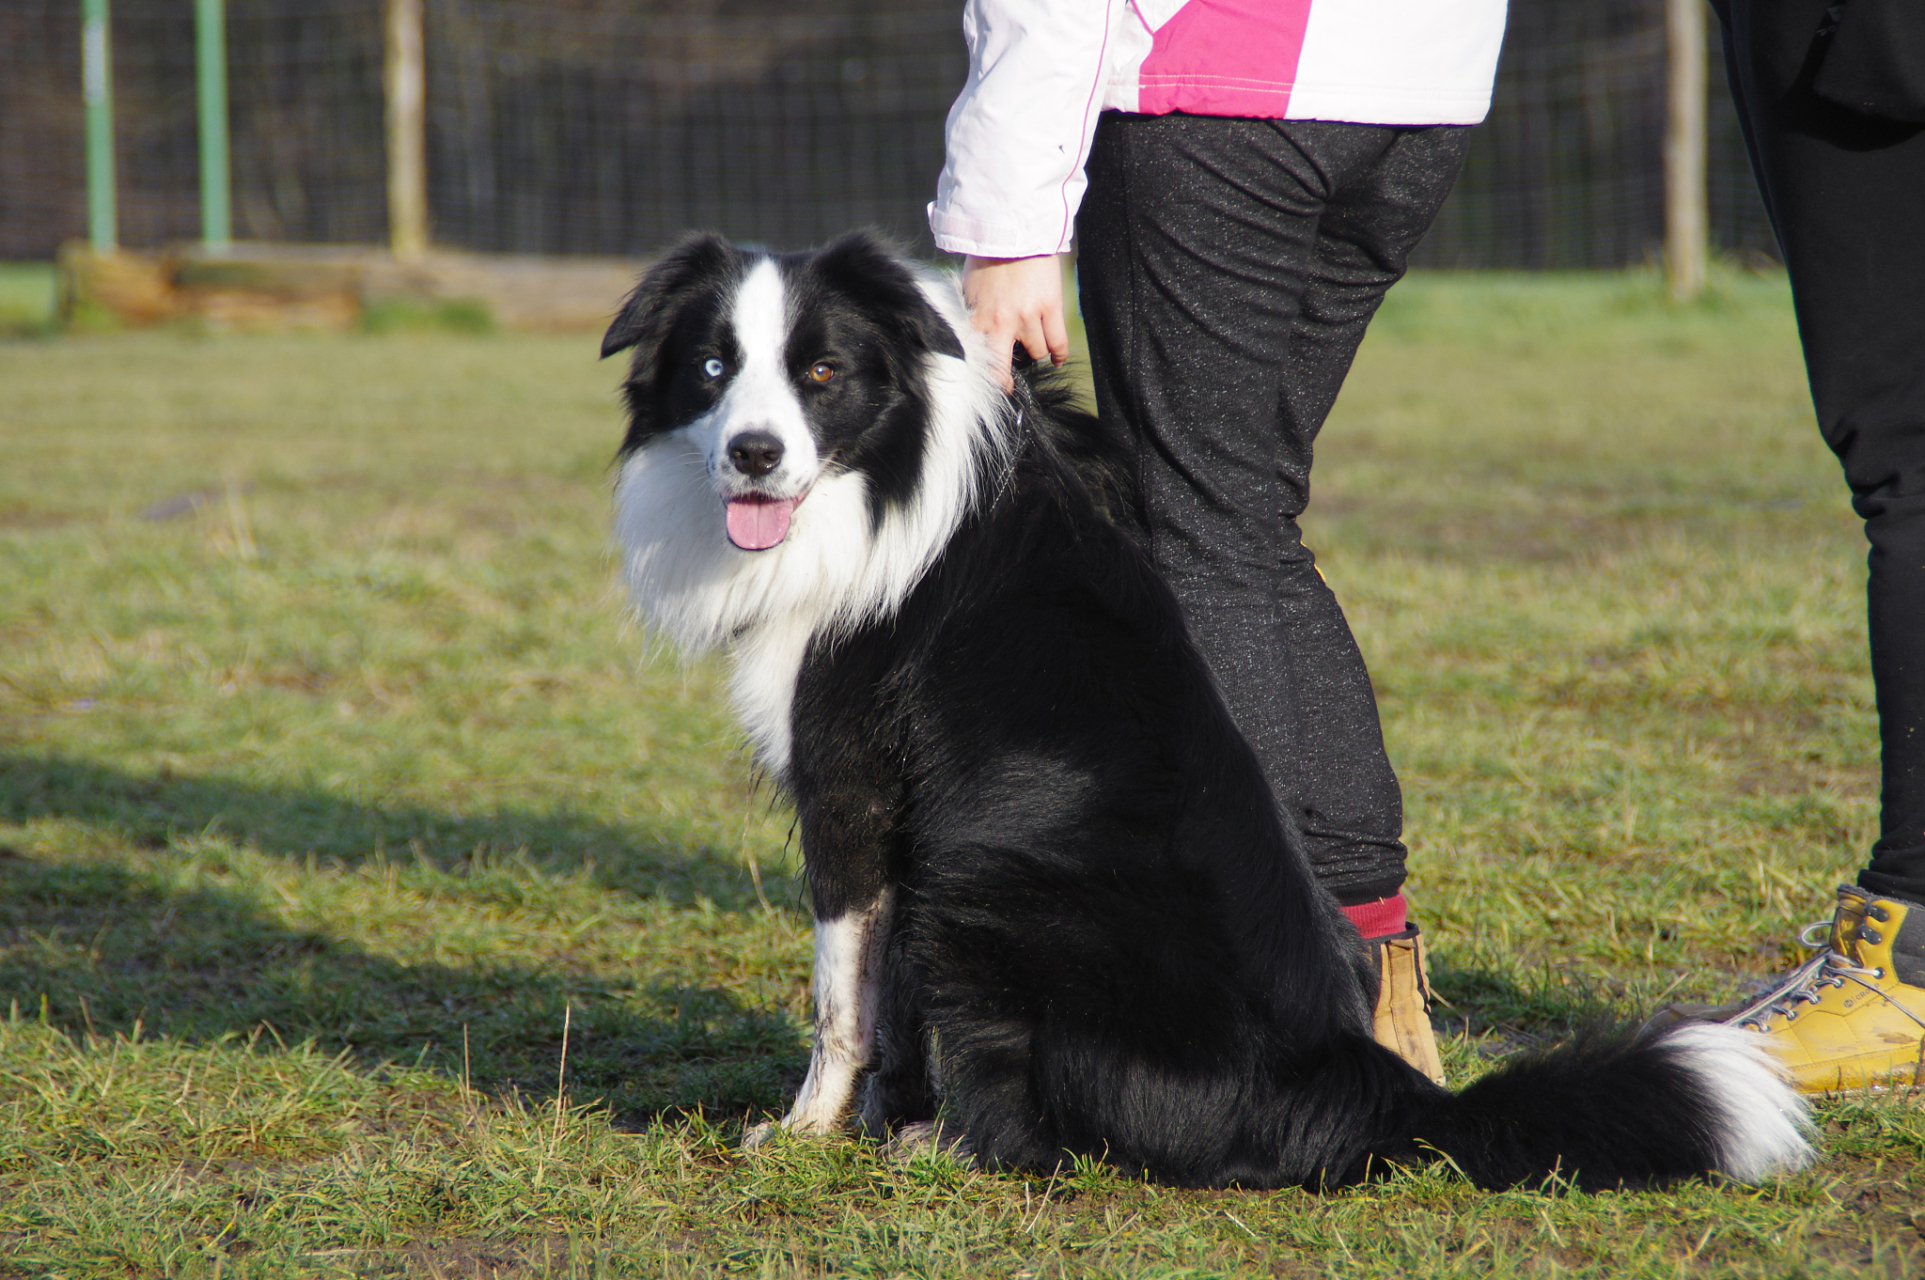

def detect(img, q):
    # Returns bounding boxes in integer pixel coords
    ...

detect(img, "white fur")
[1661,1022,1813,1181]
[716,260,821,502]
[783,892,891,1134]
[612,258,1010,783]
[729,613,815,778]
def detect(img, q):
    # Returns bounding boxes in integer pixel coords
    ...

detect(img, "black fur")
[603,233,744,452]
[606,233,1798,1192]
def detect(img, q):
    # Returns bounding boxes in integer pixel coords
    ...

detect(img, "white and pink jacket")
[928,0,1510,258]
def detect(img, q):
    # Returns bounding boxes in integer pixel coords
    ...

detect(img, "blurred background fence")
[1,0,1775,269]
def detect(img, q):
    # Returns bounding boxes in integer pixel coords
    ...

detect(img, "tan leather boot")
[1372,924,1446,1085]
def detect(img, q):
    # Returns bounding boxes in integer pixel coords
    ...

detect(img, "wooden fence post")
[1665,0,1708,301]
[385,0,428,258]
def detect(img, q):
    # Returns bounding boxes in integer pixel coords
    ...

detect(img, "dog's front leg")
[785,888,892,1132]
[743,637,907,1149]
[744,889,890,1147]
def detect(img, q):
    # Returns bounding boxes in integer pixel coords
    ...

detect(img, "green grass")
[2,266,1921,1277]
[0,262,57,336]
[359,295,498,336]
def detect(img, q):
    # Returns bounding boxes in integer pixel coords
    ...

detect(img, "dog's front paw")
[743,1113,838,1150]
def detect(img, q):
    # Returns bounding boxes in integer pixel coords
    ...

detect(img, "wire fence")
[1415,0,1774,268]
[2,0,1776,268]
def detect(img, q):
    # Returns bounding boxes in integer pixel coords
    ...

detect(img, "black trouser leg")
[1076,114,1469,905]
[1720,0,1925,901]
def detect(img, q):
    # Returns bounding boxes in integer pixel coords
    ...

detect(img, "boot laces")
[1737,918,1883,1030]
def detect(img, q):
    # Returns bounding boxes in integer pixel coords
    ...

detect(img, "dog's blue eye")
[703,358,726,379]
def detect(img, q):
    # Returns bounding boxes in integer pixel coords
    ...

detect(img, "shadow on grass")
[1428,953,1638,1047]
[0,752,801,914]
[0,852,801,1126]
[3,752,1623,1115]
[0,753,807,1126]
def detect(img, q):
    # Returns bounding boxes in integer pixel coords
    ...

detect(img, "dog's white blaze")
[717,259,819,497]
[1660,1023,1813,1181]
[613,260,1012,784]
[785,893,891,1133]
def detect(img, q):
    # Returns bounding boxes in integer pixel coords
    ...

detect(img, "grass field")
[3,266,1921,1277]
[0,263,57,336]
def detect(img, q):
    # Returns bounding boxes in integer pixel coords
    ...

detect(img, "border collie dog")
[602,232,1811,1190]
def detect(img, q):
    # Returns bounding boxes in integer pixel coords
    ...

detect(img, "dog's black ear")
[810,231,966,361]
[601,234,741,362]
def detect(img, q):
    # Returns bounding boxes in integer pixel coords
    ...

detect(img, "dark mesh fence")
[2,1,88,255]
[1414,0,1776,268]
[1,0,1776,267]
[0,0,387,254]
[425,0,965,255]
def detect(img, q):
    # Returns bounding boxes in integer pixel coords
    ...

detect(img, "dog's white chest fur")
[728,614,813,779]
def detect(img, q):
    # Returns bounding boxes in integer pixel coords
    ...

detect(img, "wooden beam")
[384,0,428,258]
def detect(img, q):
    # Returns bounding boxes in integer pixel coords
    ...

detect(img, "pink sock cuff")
[1341,893,1408,941]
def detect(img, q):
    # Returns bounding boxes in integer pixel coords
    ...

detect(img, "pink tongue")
[725,496,797,551]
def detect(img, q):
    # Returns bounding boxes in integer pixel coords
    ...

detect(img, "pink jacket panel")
[1135,0,1315,118]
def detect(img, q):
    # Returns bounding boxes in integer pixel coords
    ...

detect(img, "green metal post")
[82,0,116,253]
[196,0,231,251]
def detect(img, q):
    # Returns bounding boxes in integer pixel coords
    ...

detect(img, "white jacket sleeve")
[928,0,1125,259]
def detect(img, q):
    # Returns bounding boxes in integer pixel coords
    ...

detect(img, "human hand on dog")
[962,254,1070,392]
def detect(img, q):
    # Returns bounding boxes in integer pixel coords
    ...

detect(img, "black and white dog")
[601,232,1811,1190]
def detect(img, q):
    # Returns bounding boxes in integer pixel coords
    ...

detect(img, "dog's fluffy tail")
[1398,1022,1811,1189]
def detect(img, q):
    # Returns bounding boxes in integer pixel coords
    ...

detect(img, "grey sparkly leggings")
[1076,113,1470,905]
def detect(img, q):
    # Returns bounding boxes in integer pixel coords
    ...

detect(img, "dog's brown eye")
[809,362,836,384]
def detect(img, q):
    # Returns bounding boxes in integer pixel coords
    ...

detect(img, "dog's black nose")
[728,431,784,478]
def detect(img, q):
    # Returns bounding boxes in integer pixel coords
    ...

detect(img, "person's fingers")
[988,316,1025,390]
[975,307,1018,390]
[987,339,1018,389]
[1014,315,1042,364]
[1013,297,1069,373]
[961,255,1064,390]
[1041,305,1071,367]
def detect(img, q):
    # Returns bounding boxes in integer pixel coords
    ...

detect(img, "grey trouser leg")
[1077,114,1469,903]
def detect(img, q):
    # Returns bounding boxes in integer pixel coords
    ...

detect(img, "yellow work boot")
[1372,925,1446,1085]
[1729,886,1925,1093]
